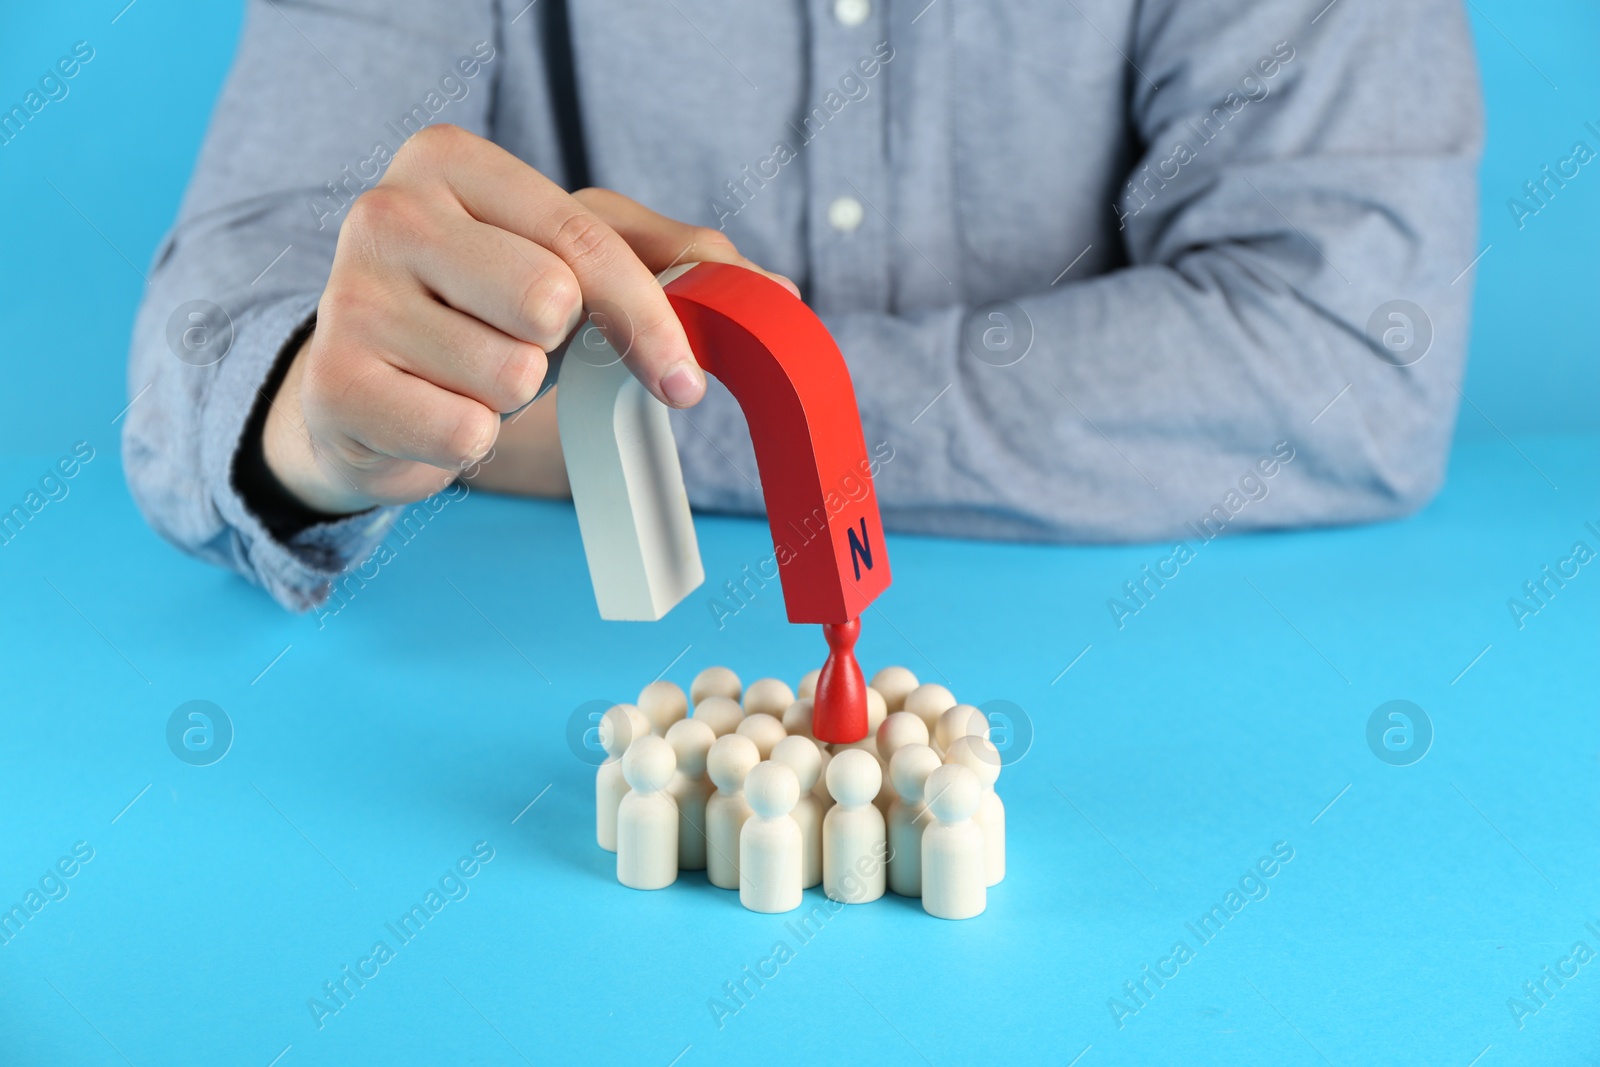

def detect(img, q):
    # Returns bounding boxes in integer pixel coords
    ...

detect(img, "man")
[124,0,1484,611]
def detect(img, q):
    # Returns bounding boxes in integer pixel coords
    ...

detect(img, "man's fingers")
[373,295,549,415]
[572,187,801,297]
[403,217,585,351]
[400,125,706,407]
[307,354,500,473]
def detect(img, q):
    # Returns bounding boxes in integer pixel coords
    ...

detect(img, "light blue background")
[0,4,1595,1067]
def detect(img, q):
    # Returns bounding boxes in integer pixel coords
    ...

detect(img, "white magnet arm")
[555,324,704,621]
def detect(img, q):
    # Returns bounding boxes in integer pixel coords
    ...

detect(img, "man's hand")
[261,124,794,516]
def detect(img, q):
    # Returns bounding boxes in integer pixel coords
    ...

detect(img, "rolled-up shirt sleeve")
[122,0,503,609]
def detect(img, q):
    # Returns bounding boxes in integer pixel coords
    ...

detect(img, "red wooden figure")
[812,616,869,744]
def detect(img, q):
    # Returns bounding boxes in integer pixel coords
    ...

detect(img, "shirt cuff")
[199,292,398,612]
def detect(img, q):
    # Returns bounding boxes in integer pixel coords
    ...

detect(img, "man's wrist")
[235,321,369,537]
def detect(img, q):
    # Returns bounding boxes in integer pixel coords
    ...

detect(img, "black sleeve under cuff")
[230,316,372,541]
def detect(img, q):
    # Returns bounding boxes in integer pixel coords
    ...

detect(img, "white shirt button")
[827,196,865,233]
[834,0,871,28]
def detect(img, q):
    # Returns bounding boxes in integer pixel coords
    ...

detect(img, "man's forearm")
[123,0,502,609]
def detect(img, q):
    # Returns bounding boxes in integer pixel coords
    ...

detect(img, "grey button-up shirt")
[123,0,1484,611]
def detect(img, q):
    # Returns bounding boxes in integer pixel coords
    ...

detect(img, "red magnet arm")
[664,263,892,625]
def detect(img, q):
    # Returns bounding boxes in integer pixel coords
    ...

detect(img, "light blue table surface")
[0,432,1594,1066]
[2,0,1597,1062]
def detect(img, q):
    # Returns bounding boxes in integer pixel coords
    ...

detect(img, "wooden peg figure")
[743,678,796,719]
[813,746,835,814]
[665,718,717,871]
[616,736,679,890]
[740,761,803,914]
[822,749,887,904]
[874,710,930,814]
[921,764,985,920]
[944,735,1006,886]
[735,713,787,759]
[886,743,943,898]
[869,666,919,713]
[904,683,958,739]
[692,666,743,705]
[934,704,991,756]
[781,697,815,740]
[691,695,745,738]
[596,704,650,852]
[771,735,825,888]
[812,617,869,744]
[637,680,689,736]
[876,710,930,764]
[705,734,761,889]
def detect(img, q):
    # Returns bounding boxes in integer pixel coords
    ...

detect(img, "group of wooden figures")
[595,665,1005,920]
